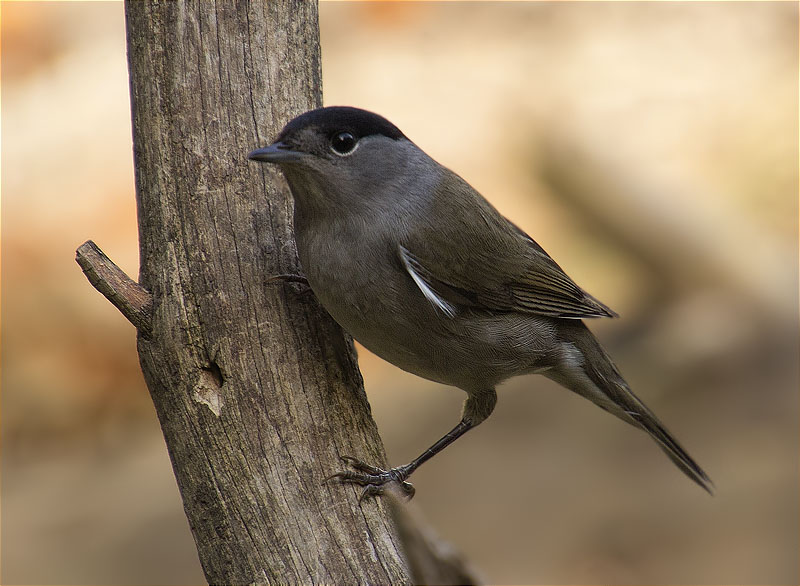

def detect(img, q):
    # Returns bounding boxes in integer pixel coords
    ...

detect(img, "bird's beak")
[247,142,305,163]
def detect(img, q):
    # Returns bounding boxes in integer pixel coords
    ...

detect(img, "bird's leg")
[329,420,472,500]
[328,389,497,500]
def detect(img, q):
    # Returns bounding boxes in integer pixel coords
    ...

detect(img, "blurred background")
[2,2,797,584]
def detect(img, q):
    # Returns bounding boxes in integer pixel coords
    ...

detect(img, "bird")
[248,106,713,499]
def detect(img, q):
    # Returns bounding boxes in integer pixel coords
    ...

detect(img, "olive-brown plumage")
[248,106,712,498]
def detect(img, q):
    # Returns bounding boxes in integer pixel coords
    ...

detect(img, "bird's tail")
[547,321,714,494]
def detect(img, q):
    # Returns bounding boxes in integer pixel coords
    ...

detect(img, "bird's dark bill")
[247,142,304,163]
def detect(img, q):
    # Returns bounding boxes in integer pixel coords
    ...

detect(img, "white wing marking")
[398,246,457,318]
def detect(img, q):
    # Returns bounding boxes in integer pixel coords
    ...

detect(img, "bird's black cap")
[276,106,407,143]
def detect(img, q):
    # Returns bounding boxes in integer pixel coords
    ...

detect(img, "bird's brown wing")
[398,175,617,320]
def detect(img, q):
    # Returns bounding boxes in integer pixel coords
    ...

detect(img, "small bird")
[248,106,712,498]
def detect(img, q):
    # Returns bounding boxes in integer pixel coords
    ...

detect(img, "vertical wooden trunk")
[124,1,411,583]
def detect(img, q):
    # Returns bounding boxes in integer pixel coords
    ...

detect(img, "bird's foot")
[326,456,415,501]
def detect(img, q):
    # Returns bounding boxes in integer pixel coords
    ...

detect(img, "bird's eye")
[330,132,358,155]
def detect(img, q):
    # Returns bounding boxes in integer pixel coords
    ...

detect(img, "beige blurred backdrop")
[2,2,798,584]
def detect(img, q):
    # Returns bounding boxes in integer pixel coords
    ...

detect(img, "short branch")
[75,240,152,336]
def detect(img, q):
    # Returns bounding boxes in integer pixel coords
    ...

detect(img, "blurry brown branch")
[75,240,152,336]
[539,131,796,378]
[540,134,795,323]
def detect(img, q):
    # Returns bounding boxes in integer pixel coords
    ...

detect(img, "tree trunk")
[76,1,482,583]
[120,1,410,583]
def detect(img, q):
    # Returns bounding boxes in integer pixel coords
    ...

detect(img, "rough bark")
[120,1,411,583]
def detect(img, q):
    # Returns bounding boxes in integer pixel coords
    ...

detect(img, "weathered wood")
[75,240,152,336]
[122,1,411,583]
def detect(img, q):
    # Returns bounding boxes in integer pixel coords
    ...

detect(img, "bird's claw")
[326,456,416,501]
[266,273,310,287]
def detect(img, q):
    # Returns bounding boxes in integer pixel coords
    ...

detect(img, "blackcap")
[248,106,712,498]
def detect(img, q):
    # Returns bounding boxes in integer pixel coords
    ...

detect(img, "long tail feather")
[549,321,714,494]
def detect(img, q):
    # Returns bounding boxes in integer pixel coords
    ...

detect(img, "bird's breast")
[295,220,455,376]
[297,221,411,328]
